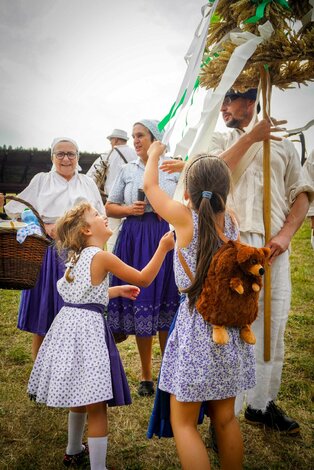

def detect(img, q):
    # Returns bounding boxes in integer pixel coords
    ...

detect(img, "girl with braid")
[28,201,174,470]
[144,142,256,470]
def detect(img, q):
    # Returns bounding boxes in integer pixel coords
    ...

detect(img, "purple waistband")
[63,302,105,314]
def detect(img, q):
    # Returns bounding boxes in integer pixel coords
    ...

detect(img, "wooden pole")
[259,65,272,362]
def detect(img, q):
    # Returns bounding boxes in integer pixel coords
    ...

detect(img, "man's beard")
[225,117,243,129]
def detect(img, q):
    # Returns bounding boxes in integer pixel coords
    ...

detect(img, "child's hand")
[147,141,166,159]
[119,285,140,300]
[159,231,175,252]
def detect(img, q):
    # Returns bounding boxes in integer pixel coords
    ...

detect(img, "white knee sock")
[66,411,87,455]
[88,436,108,470]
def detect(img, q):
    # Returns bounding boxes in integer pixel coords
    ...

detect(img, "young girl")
[143,142,256,470]
[27,201,174,470]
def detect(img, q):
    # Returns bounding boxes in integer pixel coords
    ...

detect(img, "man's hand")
[270,117,287,128]
[160,159,186,174]
[265,232,291,265]
[248,119,285,144]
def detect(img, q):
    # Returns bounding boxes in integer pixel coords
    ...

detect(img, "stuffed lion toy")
[196,240,270,345]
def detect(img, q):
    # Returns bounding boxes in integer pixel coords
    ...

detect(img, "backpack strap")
[177,220,231,284]
[114,147,128,164]
[177,248,194,283]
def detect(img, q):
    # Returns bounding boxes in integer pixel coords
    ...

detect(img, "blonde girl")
[28,201,174,470]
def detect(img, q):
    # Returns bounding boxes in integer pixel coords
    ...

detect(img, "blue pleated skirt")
[107,213,180,336]
[17,245,65,335]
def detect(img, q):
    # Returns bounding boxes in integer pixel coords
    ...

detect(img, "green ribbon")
[244,0,290,24]
[158,90,187,132]
[158,55,216,133]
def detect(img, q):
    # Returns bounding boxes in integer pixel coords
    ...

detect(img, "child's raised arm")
[143,141,189,229]
[92,231,175,287]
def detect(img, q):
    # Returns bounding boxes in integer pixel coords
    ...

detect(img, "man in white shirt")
[207,89,313,435]
[87,128,136,251]
[303,149,314,248]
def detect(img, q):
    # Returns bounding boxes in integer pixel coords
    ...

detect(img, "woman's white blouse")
[5,170,104,223]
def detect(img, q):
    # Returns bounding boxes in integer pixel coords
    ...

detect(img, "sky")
[0,0,313,158]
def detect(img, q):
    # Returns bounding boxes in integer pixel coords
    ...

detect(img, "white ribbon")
[172,21,274,202]
[173,21,274,160]
[162,1,219,146]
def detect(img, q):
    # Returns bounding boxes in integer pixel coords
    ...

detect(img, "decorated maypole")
[160,1,313,360]
[199,0,314,360]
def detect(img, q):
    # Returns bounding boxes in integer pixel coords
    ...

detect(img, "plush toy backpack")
[196,240,270,345]
[178,238,270,345]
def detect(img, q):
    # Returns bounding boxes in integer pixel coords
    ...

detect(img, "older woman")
[105,120,180,396]
[4,137,104,358]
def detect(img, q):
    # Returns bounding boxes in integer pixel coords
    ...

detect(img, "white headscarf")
[50,136,81,172]
[50,137,80,157]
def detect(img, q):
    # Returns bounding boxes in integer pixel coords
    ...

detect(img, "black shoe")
[63,443,89,467]
[138,380,155,397]
[209,424,218,454]
[245,401,300,435]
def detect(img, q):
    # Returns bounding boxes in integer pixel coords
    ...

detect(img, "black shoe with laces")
[138,380,155,397]
[245,401,300,435]
[63,443,89,467]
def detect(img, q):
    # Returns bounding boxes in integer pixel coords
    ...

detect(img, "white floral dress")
[158,211,256,402]
[28,247,114,407]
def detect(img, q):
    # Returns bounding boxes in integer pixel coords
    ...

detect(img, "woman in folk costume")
[105,120,180,397]
[4,137,104,358]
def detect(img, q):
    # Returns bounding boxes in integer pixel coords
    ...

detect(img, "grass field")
[0,220,313,469]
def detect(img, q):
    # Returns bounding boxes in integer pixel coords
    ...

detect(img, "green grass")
[0,220,313,469]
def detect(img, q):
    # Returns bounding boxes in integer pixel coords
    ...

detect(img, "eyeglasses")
[53,151,78,160]
[222,96,240,106]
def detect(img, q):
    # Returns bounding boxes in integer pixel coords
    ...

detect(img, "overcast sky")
[0,0,313,158]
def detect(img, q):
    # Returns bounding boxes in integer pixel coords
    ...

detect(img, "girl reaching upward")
[144,142,256,470]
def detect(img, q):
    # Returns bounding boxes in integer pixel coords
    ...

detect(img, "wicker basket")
[0,196,51,290]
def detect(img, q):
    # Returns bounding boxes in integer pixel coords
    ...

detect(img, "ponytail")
[182,155,230,309]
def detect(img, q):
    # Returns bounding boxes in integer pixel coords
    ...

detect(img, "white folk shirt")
[86,144,137,196]
[208,129,314,237]
[5,170,105,223]
[303,149,314,217]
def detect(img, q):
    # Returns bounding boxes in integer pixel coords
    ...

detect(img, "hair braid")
[55,201,92,282]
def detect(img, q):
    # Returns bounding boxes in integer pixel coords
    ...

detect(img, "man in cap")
[303,149,314,249]
[87,128,136,251]
[207,88,313,435]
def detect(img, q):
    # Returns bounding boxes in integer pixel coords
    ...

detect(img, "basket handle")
[4,195,48,236]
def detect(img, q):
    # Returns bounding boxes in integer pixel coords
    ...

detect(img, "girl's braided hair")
[182,154,231,309]
[55,201,92,282]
